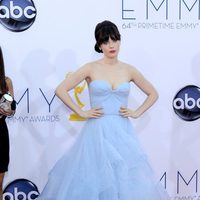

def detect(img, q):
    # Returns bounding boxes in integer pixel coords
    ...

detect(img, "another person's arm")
[0,77,16,116]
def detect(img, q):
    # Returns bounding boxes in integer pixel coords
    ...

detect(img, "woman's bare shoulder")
[119,61,137,71]
[85,60,101,67]
[82,60,101,72]
[74,62,93,73]
[5,76,13,84]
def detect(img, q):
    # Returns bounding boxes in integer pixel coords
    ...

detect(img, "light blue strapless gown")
[38,80,170,200]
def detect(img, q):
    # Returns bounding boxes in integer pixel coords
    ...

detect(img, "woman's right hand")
[77,107,104,119]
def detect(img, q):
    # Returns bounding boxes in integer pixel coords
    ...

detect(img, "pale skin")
[0,77,15,116]
[55,37,158,119]
[0,77,15,200]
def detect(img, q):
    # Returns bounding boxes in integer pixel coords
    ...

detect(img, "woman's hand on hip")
[119,106,140,119]
[77,107,104,119]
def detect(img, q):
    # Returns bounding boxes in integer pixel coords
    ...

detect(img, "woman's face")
[100,37,120,59]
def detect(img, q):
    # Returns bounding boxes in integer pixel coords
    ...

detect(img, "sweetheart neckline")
[89,79,130,91]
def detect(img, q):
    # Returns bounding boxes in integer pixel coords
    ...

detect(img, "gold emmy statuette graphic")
[66,72,87,121]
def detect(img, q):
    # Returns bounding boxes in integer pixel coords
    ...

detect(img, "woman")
[0,47,15,200]
[38,20,170,199]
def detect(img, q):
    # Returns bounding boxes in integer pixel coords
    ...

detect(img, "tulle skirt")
[38,115,170,200]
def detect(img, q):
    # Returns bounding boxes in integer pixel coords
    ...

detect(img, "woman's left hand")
[119,106,140,119]
[0,107,15,117]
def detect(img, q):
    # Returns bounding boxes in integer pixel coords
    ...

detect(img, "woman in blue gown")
[38,20,170,200]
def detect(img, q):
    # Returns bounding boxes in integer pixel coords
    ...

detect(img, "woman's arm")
[6,77,16,111]
[55,64,103,119]
[0,77,16,116]
[6,77,14,97]
[120,66,158,118]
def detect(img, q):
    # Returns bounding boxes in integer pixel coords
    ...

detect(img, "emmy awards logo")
[66,72,87,121]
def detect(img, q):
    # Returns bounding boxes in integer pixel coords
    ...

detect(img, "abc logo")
[3,179,39,200]
[0,0,37,32]
[173,85,200,121]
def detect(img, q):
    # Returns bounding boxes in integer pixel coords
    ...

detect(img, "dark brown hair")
[94,20,121,53]
[0,47,8,94]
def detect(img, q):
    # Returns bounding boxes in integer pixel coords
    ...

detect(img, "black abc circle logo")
[3,178,39,200]
[0,0,37,32]
[173,85,200,121]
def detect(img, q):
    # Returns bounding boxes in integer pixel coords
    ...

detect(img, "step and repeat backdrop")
[1,0,200,199]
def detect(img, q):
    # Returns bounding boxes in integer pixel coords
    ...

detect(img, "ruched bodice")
[89,80,130,115]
